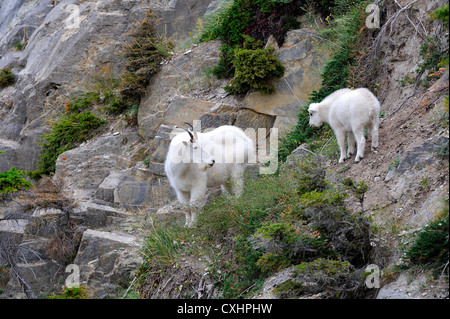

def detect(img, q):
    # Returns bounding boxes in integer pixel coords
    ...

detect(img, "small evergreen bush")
[120,9,173,104]
[406,202,449,278]
[47,286,89,299]
[274,258,363,298]
[33,111,106,177]
[0,68,15,88]
[417,35,448,86]
[224,36,285,94]
[65,91,101,113]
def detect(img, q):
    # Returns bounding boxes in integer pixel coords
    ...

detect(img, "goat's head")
[308,103,323,128]
[179,123,215,171]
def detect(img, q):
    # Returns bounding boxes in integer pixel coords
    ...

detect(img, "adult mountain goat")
[164,124,255,227]
[308,88,380,163]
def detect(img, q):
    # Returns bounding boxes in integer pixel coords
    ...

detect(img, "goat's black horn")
[184,122,194,131]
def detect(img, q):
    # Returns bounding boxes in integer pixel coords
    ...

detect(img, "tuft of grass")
[141,227,182,269]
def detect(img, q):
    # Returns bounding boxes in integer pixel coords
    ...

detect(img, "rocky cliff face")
[0,0,214,172]
[0,0,448,299]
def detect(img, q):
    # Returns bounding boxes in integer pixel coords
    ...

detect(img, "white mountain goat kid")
[308,88,380,163]
[165,124,255,227]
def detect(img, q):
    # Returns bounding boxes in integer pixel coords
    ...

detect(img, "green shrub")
[33,111,106,177]
[201,0,314,94]
[296,258,353,281]
[254,222,332,273]
[46,286,89,299]
[101,90,133,115]
[274,258,363,298]
[406,202,449,277]
[66,91,101,113]
[0,68,15,88]
[211,44,236,79]
[414,5,449,86]
[416,38,448,87]
[291,155,328,194]
[417,35,448,78]
[297,186,372,266]
[201,0,335,47]
[224,36,285,94]
[0,167,33,199]
[120,9,173,104]
[342,177,369,213]
[430,5,449,28]
[256,252,291,273]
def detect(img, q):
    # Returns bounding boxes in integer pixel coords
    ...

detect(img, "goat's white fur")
[165,125,254,227]
[308,88,380,163]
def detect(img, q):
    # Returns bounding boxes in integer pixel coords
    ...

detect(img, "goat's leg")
[184,207,192,227]
[230,166,245,198]
[334,129,348,163]
[176,190,191,226]
[353,129,366,163]
[221,182,232,197]
[347,132,356,157]
[371,117,379,153]
[188,184,207,227]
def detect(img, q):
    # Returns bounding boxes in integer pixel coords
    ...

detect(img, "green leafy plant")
[32,111,106,178]
[430,5,449,28]
[46,286,89,299]
[415,5,449,86]
[388,155,400,172]
[0,68,15,88]
[274,258,362,298]
[224,36,285,94]
[65,91,101,113]
[406,202,449,278]
[417,35,448,80]
[0,167,33,199]
[13,40,27,51]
